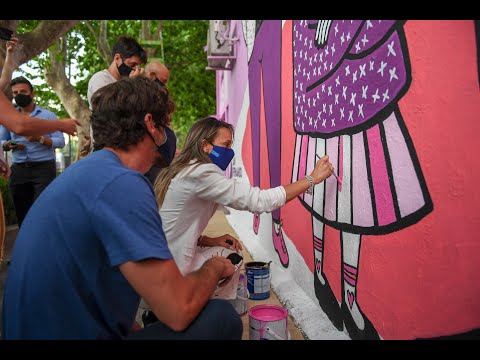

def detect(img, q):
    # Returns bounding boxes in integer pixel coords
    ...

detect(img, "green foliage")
[15,20,215,153]
[162,20,216,147]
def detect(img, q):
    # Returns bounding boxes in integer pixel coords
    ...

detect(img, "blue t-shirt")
[2,150,173,339]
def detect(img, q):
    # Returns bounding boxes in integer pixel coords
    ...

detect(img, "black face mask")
[117,61,134,77]
[154,77,166,87]
[14,94,33,108]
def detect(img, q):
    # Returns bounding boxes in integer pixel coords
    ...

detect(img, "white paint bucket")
[248,304,290,340]
[228,272,249,316]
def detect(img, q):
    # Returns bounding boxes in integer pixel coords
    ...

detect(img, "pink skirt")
[291,109,432,235]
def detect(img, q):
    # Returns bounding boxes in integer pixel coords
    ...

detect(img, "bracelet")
[305,174,314,195]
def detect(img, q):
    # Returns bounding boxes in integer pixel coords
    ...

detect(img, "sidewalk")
[202,209,305,340]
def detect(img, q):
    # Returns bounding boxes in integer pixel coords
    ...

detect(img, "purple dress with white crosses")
[291,20,432,234]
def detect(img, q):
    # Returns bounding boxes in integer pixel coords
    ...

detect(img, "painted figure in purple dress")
[292,20,433,339]
[242,20,289,267]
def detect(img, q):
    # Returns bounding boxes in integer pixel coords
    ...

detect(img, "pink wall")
[217,20,480,339]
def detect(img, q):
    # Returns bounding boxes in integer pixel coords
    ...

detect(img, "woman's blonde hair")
[154,116,234,206]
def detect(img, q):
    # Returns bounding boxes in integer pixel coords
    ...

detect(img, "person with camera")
[81,36,147,157]
[0,76,65,227]
[0,29,79,137]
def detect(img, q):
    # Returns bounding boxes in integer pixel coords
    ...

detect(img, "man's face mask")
[117,58,134,77]
[157,126,177,166]
[208,144,235,171]
[154,77,166,87]
[147,125,176,168]
[14,93,33,108]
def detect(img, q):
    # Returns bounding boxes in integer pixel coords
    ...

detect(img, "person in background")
[0,76,65,227]
[0,31,78,266]
[2,77,242,340]
[87,36,147,109]
[143,61,176,185]
[153,116,334,301]
[0,35,79,136]
[145,61,169,90]
[0,34,16,266]
[81,36,147,156]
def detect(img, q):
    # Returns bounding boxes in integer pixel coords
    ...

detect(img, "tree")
[0,20,79,68]
[0,20,82,159]
[1,20,216,158]
[162,20,216,146]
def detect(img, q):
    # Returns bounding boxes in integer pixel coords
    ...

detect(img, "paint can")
[245,261,271,300]
[248,304,289,340]
[228,272,249,316]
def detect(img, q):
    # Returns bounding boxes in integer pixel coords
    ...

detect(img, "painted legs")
[312,218,380,339]
[248,21,288,267]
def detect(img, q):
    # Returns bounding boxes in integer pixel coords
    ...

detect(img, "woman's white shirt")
[159,161,286,276]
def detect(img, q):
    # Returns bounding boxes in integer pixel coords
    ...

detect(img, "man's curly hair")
[90,77,175,151]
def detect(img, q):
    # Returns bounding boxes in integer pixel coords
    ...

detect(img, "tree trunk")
[44,38,91,160]
[85,20,111,65]
[0,20,79,68]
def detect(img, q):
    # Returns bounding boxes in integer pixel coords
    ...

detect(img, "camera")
[0,27,13,41]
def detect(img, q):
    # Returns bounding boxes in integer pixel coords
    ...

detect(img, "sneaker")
[141,310,159,327]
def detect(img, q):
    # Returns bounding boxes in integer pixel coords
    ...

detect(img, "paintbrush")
[316,154,342,184]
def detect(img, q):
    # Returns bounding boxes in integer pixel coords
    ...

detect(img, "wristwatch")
[39,136,45,144]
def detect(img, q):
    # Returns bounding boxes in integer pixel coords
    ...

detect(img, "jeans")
[127,299,243,340]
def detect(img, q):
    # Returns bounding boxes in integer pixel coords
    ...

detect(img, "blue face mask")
[208,145,235,171]
[147,125,176,168]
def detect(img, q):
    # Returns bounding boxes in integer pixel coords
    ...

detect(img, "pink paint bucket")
[248,304,289,340]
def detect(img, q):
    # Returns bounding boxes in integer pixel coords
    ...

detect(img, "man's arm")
[0,37,18,92]
[119,256,235,332]
[0,92,79,136]
[44,112,65,149]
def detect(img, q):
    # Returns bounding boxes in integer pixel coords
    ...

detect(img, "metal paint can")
[248,304,289,340]
[245,261,271,300]
[228,272,249,316]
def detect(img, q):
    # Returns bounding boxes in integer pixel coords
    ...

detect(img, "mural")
[291,20,432,339]
[214,20,480,340]
[242,21,289,267]
[476,20,480,86]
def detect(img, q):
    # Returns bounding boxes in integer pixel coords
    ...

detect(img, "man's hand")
[79,136,91,158]
[24,136,41,142]
[130,66,145,78]
[4,141,25,151]
[6,36,18,55]
[57,118,80,136]
[204,256,236,288]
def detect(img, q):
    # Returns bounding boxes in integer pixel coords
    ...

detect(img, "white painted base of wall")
[226,81,349,339]
[226,208,350,340]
